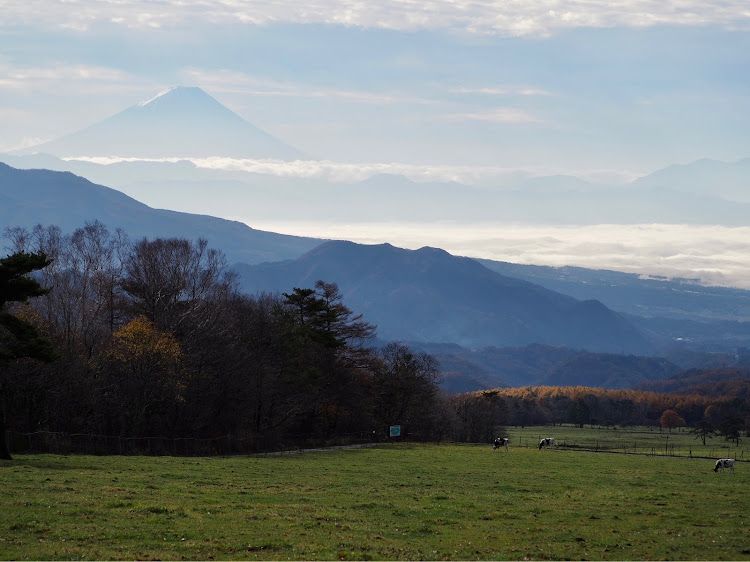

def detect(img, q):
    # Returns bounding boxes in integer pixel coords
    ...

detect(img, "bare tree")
[4,222,128,358]
[122,237,237,336]
[373,342,440,439]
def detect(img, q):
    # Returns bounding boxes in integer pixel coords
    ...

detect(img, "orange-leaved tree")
[660,409,685,433]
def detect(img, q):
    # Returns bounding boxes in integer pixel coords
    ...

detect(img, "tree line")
[0,222,455,459]
[470,385,748,444]
[1,221,747,459]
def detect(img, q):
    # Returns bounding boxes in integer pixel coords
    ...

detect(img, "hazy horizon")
[239,220,750,290]
[2,1,750,288]
[3,2,749,174]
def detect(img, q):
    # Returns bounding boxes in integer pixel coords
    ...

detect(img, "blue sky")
[3,1,750,286]
[2,1,750,179]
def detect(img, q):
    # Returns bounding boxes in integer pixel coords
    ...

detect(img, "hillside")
[408,343,680,392]
[540,352,679,389]
[0,163,321,265]
[635,367,750,397]
[234,240,654,354]
[477,258,750,322]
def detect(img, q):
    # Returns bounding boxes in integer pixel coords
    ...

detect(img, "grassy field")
[506,424,749,460]
[1,442,748,560]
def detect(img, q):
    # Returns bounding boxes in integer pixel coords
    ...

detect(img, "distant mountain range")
[633,157,750,204]
[4,84,750,391]
[3,154,750,227]
[0,162,320,265]
[4,162,750,389]
[16,86,304,160]
[2,86,749,228]
[476,259,750,322]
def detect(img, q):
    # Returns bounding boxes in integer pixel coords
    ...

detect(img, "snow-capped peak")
[138,86,179,107]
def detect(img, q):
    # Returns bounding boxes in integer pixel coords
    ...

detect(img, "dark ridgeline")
[234,240,654,354]
[0,162,321,265]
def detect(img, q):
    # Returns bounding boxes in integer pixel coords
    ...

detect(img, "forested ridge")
[0,222,446,457]
[1,221,748,457]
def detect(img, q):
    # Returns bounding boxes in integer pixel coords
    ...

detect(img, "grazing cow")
[538,437,556,450]
[493,437,509,452]
[714,458,735,474]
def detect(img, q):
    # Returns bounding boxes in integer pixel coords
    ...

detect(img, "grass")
[507,423,749,459]
[1,442,749,560]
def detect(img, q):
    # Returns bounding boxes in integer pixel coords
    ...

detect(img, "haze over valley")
[4,85,750,288]
[3,1,750,289]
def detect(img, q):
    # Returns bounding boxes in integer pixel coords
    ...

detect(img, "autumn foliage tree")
[98,316,184,437]
[659,409,685,432]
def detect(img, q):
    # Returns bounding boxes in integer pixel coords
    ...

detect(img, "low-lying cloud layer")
[245,221,750,289]
[65,156,639,185]
[4,1,750,35]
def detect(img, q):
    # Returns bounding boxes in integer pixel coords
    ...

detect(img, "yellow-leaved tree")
[100,316,184,437]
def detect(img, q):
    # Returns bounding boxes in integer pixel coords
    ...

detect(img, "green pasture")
[1,443,748,561]
[506,424,749,460]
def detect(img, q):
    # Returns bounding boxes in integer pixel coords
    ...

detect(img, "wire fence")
[506,425,748,461]
[7,426,748,461]
[6,430,378,457]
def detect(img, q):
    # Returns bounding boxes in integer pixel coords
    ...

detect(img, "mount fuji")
[20,86,304,160]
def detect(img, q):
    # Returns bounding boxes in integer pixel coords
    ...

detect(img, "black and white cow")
[538,437,556,450]
[714,458,735,473]
[493,437,509,452]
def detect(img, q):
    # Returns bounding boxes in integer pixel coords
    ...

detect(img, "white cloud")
[2,1,749,35]
[240,221,750,289]
[0,135,52,153]
[63,155,641,184]
[451,86,553,97]
[439,108,542,124]
[181,68,438,106]
[0,61,142,95]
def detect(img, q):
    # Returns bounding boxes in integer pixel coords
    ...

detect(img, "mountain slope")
[4,153,750,227]
[0,162,321,264]
[632,157,750,204]
[635,367,750,396]
[20,86,304,160]
[476,258,750,322]
[233,240,654,353]
[410,342,680,391]
[541,352,679,389]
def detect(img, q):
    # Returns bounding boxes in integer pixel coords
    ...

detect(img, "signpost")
[389,425,401,438]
